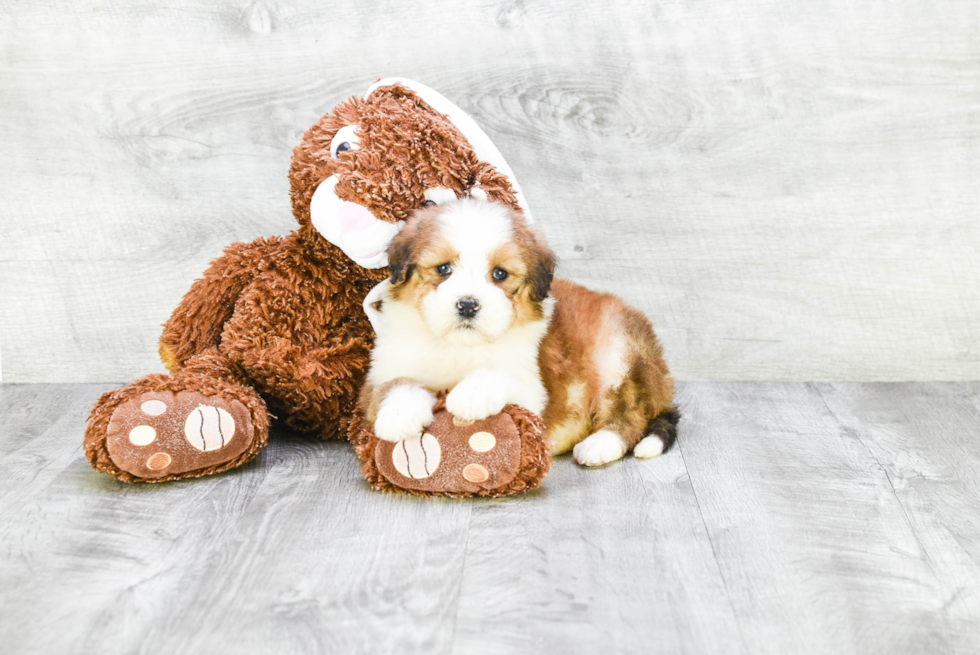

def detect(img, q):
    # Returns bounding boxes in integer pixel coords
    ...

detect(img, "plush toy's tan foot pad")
[374,410,521,493]
[106,391,254,479]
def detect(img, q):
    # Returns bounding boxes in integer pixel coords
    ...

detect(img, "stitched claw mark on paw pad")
[184,405,235,452]
[391,433,441,479]
[106,390,254,479]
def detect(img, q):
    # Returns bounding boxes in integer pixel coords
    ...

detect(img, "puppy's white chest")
[371,327,538,391]
[367,290,542,393]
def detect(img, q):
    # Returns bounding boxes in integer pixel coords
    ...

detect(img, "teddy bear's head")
[289,79,532,269]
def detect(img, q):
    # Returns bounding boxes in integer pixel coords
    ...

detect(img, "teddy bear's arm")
[232,334,374,436]
[159,237,285,372]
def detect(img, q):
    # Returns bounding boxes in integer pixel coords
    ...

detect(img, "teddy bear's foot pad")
[374,410,522,493]
[106,391,254,479]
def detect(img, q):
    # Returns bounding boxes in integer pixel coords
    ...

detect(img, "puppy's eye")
[436,263,452,276]
[492,267,509,282]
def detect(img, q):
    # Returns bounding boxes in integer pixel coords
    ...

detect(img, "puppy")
[358,198,678,466]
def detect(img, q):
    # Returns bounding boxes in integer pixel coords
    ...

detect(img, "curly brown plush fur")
[84,82,530,484]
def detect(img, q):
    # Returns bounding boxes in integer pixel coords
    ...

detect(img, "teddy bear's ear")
[365,78,534,223]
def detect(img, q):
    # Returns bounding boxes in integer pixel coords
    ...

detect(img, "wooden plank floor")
[1,382,978,654]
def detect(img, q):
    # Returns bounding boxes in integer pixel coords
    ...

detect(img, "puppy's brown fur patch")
[387,208,455,306]
[540,279,676,454]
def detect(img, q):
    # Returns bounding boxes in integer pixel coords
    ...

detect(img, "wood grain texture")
[0,384,472,655]
[450,444,742,654]
[3,382,980,654]
[677,382,980,655]
[2,0,980,382]
[816,382,980,654]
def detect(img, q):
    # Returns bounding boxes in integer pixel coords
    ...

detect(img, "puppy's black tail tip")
[643,406,681,455]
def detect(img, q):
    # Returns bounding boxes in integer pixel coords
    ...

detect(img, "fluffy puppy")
[358,198,678,466]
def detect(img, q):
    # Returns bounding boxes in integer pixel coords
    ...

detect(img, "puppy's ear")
[386,227,416,285]
[525,228,556,302]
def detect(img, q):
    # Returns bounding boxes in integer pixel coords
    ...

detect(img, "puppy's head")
[386,198,555,345]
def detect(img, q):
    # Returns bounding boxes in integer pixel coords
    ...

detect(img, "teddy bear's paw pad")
[391,433,441,479]
[105,391,254,479]
[375,411,522,493]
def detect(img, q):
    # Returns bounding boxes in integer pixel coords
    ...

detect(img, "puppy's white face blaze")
[420,203,515,344]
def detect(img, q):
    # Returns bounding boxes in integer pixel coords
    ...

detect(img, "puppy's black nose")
[456,297,480,319]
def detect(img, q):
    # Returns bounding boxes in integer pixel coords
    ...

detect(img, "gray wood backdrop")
[2,0,979,383]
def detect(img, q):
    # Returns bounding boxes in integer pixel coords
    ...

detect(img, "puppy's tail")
[633,406,681,459]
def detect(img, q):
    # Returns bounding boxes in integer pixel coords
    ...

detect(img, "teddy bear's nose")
[338,201,377,232]
[456,297,480,319]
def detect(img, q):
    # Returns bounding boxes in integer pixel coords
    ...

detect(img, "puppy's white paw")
[374,385,436,442]
[634,435,665,459]
[446,369,509,421]
[573,430,627,467]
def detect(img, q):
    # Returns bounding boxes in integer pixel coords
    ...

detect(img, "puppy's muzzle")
[456,297,481,319]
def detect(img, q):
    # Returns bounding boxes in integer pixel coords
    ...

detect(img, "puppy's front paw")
[573,430,627,467]
[374,385,436,442]
[446,370,509,422]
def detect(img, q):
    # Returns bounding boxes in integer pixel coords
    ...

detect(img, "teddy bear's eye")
[330,125,360,159]
[423,200,436,207]
[492,267,508,282]
[436,263,452,276]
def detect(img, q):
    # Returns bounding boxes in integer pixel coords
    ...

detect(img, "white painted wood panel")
[2,1,979,382]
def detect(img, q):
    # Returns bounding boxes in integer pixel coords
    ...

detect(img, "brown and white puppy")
[358,198,678,466]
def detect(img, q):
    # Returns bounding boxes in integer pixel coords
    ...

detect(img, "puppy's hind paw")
[374,385,436,442]
[573,430,627,467]
[633,434,665,459]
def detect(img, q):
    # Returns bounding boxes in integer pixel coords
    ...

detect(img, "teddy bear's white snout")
[310,175,404,269]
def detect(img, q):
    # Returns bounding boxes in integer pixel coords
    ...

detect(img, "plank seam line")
[812,382,956,637]
[812,384,937,572]
[447,504,474,655]
[675,420,750,655]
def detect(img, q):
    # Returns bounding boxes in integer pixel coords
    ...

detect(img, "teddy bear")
[84,78,551,496]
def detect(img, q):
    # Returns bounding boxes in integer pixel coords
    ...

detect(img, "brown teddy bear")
[84,79,550,495]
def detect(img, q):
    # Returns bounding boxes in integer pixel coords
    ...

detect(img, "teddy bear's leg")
[85,349,270,483]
